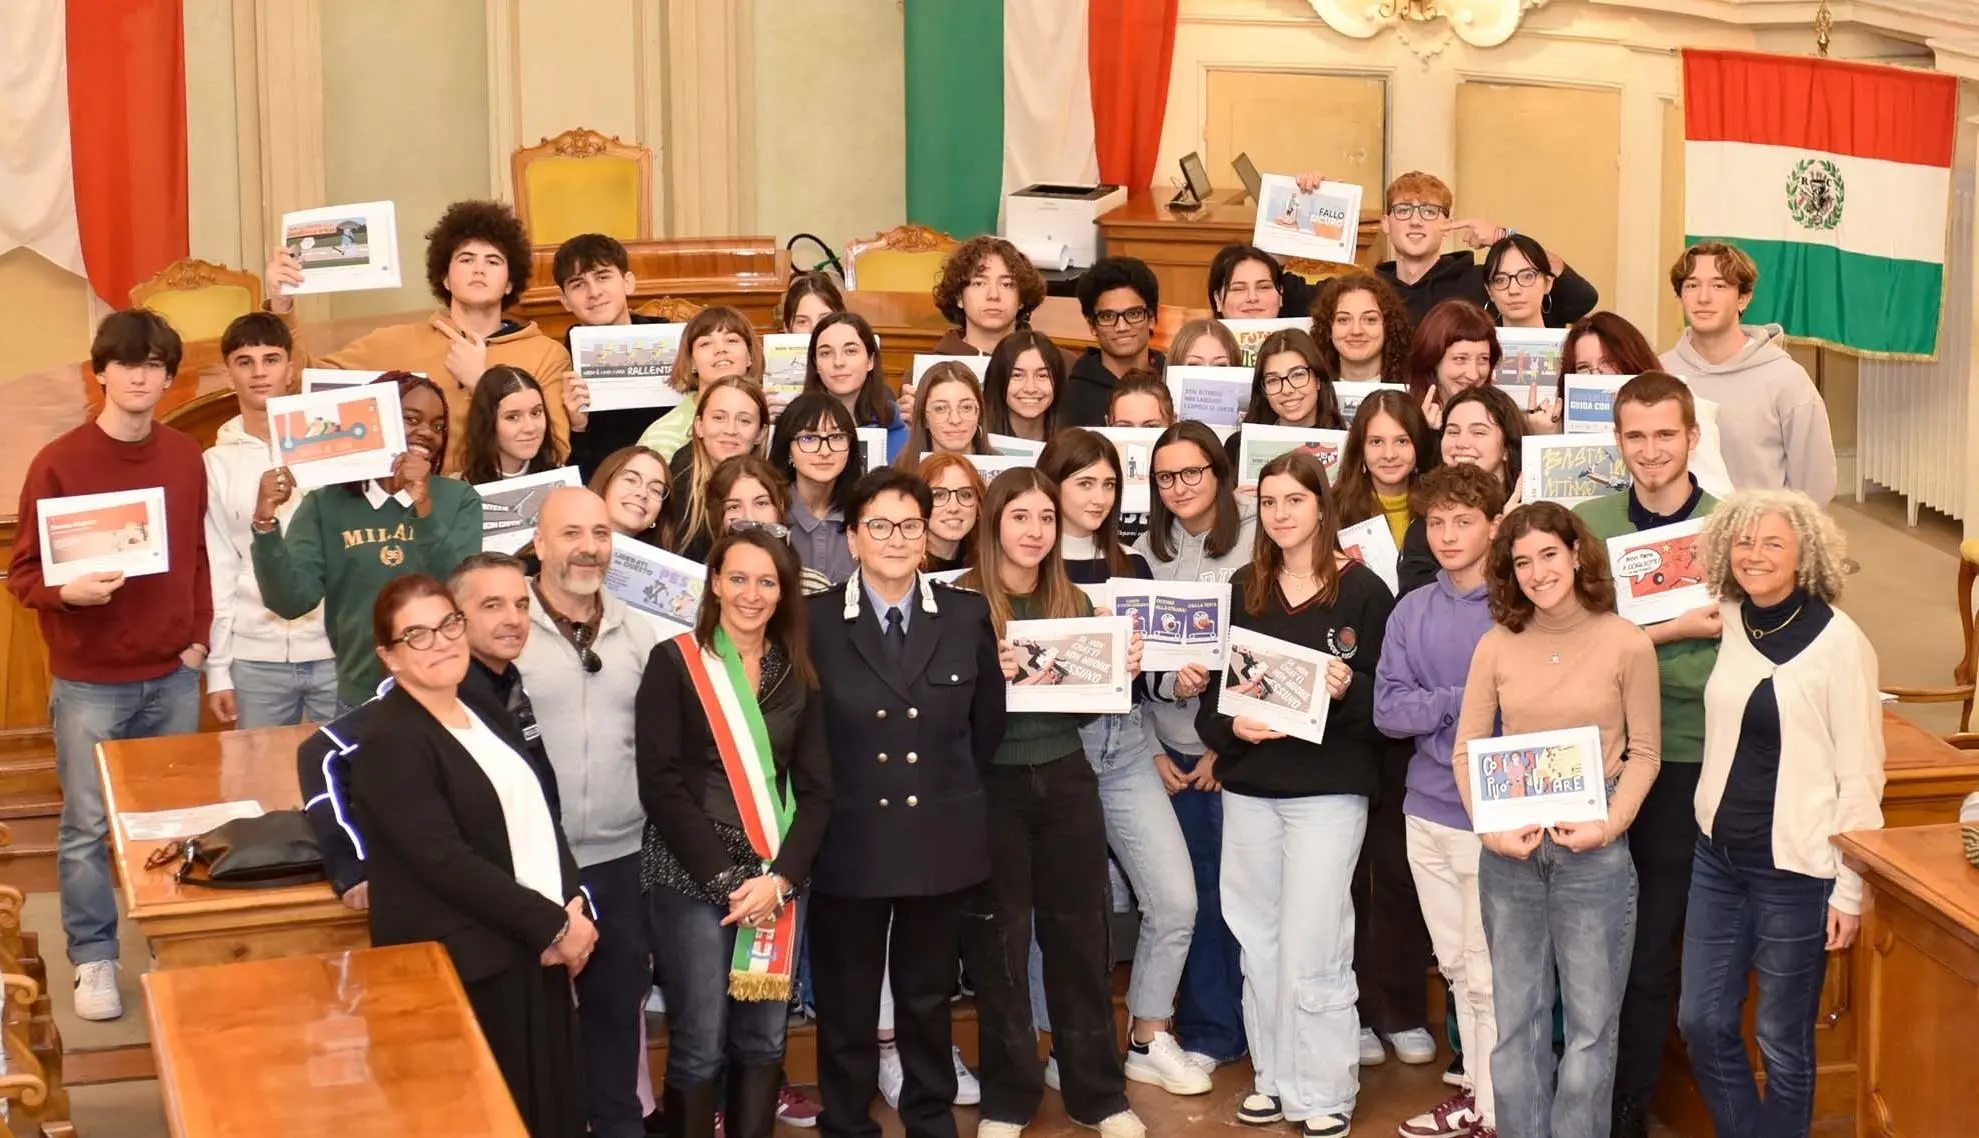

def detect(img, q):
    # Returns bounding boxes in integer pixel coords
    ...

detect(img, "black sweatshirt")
[1196,561,1394,799]
[1713,588,1834,854]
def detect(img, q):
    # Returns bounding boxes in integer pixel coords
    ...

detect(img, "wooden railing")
[0,833,72,1138]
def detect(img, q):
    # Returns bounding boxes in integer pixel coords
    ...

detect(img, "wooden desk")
[1835,824,1979,1138]
[100,724,369,969]
[1654,710,1979,1131]
[143,942,525,1137]
[514,236,791,342]
[1097,190,1381,312]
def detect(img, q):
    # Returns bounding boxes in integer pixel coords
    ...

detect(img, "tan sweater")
[1454,604,1662,834]
[288,309,572,476]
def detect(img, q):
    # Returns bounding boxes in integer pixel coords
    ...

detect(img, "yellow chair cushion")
[853,249,949,294]
[144,284,255,344]
[1962,538,1979,567]
[522,156,642,246]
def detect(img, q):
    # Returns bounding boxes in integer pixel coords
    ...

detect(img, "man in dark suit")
[803,469,1006,1138]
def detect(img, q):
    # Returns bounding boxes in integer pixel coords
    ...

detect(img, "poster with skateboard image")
[1607,518,1710,626]
[279,201,401,295]
[266,383,407,488]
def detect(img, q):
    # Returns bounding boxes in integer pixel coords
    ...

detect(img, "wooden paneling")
[1455,81,1622,311]
[513,237,791,341]
[1204,70,1386,197]
[1098,191,1380,316]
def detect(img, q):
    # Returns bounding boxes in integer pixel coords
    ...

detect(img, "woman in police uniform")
[804,468,1005,1138]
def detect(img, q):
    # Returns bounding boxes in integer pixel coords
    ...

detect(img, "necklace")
[1744,601,1803,640]
[1280,566,1316,580]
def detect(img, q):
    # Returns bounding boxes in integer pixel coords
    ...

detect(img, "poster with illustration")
[1333,381,1408,425]
[759,333,810,394]
[1250,173,1363,264]
[1607,518,1710,626]
[267,383,407,488]
[1219,626,1331,744]
[570,323,688,412]
[857,427,887,475]
[1107,578,1230,670]
[1092,427,1163,514]
[1494,327,1568,389]
[987,434,1045,459]
[1237,425,1348,489]
[280,201,400,295]
[1521,433,1628,507]
[301,369,404,393]
[605,535,705,637]
[954,453,1036,481]
[1562,375,1631,434]
[474,467,582,555]
[1221,318,1308,367]
[37,487,170,586]
[1164,365,1253,425]
[1465,726,1608,833]
[1336,515,1400,597]
[1004,616,1132,714]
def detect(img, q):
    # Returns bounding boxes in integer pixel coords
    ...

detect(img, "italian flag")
[1682,50,1957,359]
[903,0,1178,239]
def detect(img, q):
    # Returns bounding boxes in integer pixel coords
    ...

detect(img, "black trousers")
[1353,750,1433,1035]
[810,890,967,1138]
[961,754,1128,1127]
[1615,760,1702,1106]
[575,853,651,1138]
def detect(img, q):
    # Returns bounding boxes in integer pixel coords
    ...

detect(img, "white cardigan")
[1694,600,1885,914]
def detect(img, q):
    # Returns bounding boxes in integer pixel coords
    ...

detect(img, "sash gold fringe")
[728,969,792,1003]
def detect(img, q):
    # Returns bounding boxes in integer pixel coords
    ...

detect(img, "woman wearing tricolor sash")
[634,528,831,1138]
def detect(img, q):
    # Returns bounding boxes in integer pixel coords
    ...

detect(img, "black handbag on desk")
[150,809,327,889]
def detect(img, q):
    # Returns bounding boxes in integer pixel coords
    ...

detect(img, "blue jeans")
[1677,837,1833,1138]
[52,667,202,964]
[1167,750,1246,1062]
[229,658,340,729]
[647,881,791,1084]
[1479,833,1636,1138]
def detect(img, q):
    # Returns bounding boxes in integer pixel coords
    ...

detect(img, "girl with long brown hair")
[1333,388,1436,542]
[917,452,988,573]
[1310,272,1413,385]
[666,377,769,559]
[958,468,1148,1138]
[895,361,993,467]
[588,444,674,548]
[983,330,1072,442]
[1195,451,1395,1138]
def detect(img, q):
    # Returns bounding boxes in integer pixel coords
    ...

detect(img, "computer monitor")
[1233,153,1263,204]
[1170,152,1215,212]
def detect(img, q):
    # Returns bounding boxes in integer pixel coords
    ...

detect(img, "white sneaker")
[978,1122,1024,1138]
[1358,1027,1386,1067]
[879,1042,904,1109]
[1182,1049,1220,1077]
[72,960,121,1021]
[1124,1031,1214,1095]
[952,1045,981,1106]
[1086,1110,1147,1138]
[1299,1113,1351,1137]
[1386,1027,1438,1066]
[1044,1055,1061,1090]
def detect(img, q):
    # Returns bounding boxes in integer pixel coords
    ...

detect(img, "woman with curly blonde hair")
[1679,488,1883,1138]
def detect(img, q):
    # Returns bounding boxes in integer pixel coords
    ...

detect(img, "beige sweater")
[1454,604,1663,835]
[288,309,572,476]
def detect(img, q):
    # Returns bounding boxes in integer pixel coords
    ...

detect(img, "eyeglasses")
[860,517,929,541]
[1093,307,1152,329]
[570,622,602,675]
[925,400,980,421]
[1152,465,1211,489]
[392,610,466,650]
[1262,367,1315,395]
[793,432,851,454]
[1571,361,1624,375]
[613,472,669,503]
[1388,202,1447,221]
[930,487,979,508]
[726,519,791,541]
[1488,268,1542,290]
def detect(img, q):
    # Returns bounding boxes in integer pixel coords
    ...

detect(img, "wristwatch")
[250,515,278,534]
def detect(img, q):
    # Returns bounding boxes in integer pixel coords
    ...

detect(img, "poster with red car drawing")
[1607,518,1710,626]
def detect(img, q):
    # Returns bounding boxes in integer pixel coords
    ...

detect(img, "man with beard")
[517,487,658,1138]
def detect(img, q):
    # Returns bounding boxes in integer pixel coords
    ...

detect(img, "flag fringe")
[728,969,792,1003]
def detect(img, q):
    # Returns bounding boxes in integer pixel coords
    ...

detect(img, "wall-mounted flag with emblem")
[1681,50,1957,359]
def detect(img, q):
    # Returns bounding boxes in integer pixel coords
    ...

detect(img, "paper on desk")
[120,800,265,842]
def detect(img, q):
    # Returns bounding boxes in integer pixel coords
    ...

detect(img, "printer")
[1004,183,1127,270]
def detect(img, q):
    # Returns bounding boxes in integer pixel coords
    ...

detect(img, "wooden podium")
[1096,190,1381,313]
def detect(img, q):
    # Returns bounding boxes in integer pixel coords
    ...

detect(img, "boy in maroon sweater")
[9,309,212,1022]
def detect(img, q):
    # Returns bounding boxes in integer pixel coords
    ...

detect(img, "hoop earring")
[1543,292,1554,316]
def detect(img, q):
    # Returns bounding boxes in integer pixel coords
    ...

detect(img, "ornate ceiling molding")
[1306,0,1553,59]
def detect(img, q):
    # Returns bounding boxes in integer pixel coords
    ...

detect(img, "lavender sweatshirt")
[1372,569,1495,829]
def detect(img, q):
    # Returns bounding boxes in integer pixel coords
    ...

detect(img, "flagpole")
[1815,0,1833,57]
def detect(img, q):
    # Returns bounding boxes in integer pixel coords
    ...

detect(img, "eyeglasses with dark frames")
[1152,465,1211,490]
[1262,366,1315,395]
[793,432,852,454]
[930,487,979,508]
[860,517,929,541]
[391,610,466,650]
[1487,268,1543,290]
[1388,202,1447,221]
[1093,307,1152,329]
[570,622,602,675]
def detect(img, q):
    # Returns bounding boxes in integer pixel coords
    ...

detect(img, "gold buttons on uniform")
[950,674,959,682]
[906,752,919,764]
[876,709,887,720]
[906,795,919,807]
[907,707,919,719]
[878,753,889,763]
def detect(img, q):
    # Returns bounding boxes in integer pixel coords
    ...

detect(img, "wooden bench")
[142,942,526,1137]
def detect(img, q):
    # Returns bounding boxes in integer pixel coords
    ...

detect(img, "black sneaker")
[1612,1096,1650,1138]
[1442,1051,1465,1088]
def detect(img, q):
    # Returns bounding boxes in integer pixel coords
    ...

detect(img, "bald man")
[518,486,658,1138]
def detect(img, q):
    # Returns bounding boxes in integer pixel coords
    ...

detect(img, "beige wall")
[749,0,907,254]
[0,250,95,378]
[183,0,244,270]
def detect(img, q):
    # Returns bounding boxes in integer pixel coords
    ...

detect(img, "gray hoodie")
[1661,324,1836,503]
[1130,499,1257,755]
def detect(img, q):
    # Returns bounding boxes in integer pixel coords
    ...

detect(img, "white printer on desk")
[1004,183,1127,270]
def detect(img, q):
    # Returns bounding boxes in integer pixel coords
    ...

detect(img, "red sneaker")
[1397,1090,1479,1138]
[777,1086,822,1129]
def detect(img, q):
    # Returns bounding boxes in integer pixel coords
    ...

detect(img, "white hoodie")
[203,415,334,692]
[1661,323,1837,504]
